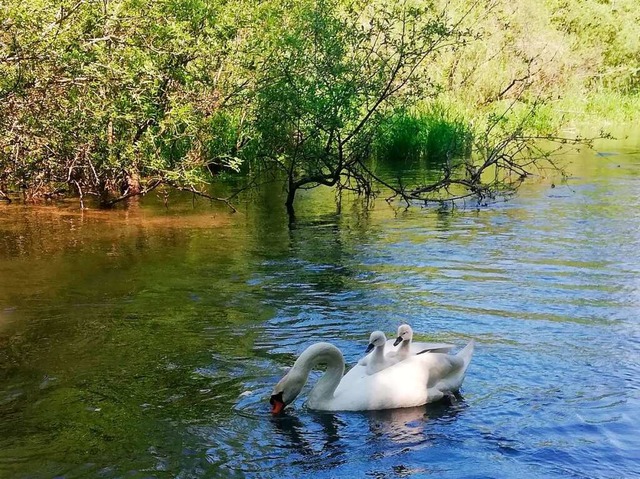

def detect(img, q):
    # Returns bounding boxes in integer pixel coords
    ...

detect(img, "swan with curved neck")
[269,339,475,414]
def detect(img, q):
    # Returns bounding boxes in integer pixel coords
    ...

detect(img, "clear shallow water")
[1,140,639,478]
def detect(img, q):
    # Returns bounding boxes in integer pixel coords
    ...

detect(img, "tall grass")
[555,90,640,126]
[374,105,473,164]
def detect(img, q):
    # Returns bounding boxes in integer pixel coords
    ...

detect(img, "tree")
[0,0,622,212]
[246,0,604,216]
[0,0,248,208]
[247,0,477,217]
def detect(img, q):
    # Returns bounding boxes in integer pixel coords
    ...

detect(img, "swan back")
[330,340,475,410]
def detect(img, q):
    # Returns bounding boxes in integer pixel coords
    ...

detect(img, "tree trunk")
[285,179,296,223]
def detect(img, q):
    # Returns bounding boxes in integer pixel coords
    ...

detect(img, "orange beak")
[270,398,286,415]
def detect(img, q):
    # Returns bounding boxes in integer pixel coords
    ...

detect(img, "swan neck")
[293,343,344,404]
[372,345,385,362]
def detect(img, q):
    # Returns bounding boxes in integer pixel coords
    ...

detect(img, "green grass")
[556,90,640,126]
[374,105,473,164]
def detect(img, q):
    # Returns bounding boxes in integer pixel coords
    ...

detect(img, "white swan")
[348,326,456,382]
[269,339,475,414]
[362,331,396,375]
[360,325,454,367]
[389,324,454,360]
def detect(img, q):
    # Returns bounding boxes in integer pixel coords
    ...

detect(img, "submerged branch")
[165,182,238,213]
[101,178,237,212]
[101,179,163,207]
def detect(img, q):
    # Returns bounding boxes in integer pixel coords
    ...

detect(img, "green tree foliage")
[246,0,474,212]
[0,0,637,210]
[1,0,248,205]
[547,0,640,92]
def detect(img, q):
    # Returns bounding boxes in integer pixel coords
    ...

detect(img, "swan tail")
[448,339,475,392]
[457,339,475,371]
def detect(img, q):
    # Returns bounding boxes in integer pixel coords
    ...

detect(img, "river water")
[1,137,639,478]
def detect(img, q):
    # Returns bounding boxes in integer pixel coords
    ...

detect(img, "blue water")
[1,144,639,478]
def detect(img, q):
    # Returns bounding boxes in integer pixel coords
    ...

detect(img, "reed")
[374,105,473,164]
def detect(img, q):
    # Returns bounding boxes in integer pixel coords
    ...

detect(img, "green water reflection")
[1,131,639,478]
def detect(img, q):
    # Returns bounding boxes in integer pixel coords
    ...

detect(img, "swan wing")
[384,339,455,354]
[422,340,475,394]
[411,341,456,354]
[420,353,465,389]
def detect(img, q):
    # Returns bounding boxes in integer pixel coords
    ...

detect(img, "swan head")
[365,330,387,353]
[393,324,413,346]
[269,369,306,415]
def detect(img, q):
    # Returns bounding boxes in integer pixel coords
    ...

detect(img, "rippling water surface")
[1,139,639,478]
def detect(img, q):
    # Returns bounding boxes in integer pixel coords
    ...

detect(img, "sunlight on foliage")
[0,0,637,209]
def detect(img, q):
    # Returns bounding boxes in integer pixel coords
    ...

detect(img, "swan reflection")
[271,395,467,467]
[271,410,346,466]
[366,406,429,443]
[366,396,466,444]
